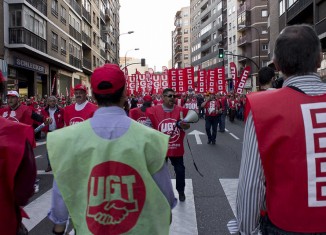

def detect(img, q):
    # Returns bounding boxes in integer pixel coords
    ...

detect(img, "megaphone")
[183,110,199,123]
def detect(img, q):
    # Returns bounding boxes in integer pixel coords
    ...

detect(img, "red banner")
[183,67,195,91]
[229,62,238,89]
[128,75,137,95]
[236,66,251,94]
[168,68,178,92]
[206,69,217,93]
[197,69,206,93]
[216,67,226,93]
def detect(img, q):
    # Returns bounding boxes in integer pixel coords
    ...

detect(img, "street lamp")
[116,31,134,64]
[238,24,261,70]
[125,48,139,68]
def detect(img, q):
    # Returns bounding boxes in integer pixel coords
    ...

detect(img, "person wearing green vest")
[47,64,176,235]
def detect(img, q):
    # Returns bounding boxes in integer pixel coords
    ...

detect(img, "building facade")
[2,0,119,99]
[172,6,191,69]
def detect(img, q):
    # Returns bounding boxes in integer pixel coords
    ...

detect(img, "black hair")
[162,88,175,95]
[274,24,321,76]
[258,66,275,86]
[0,82,4,95]
[93,81,125,106]
[140,101,151,112]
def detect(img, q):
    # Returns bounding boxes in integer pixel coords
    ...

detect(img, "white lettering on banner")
[236,68,250,94]
[231,66,236,86]
[162,75,168,88]
[177,70,184,92]
[302,103,326,207]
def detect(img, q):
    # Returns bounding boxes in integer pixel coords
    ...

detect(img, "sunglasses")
[164,94,176,98]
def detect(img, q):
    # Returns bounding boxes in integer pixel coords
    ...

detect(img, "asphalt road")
[26,116,245,235]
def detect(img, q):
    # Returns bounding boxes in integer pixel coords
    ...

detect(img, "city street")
[25,117,244,235]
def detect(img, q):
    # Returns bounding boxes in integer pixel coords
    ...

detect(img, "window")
[10,10,22,27]
[61,38,66,55]
[69,39,81,59]
[51,0,58,17]
[213,45,217,52]
[18,8,46,39]
[93,55,96,67]
[184,37,189,43]
[288,0,297,8]
[184,46,188,51]
[262,10,268,17]
[213,33,217,39]
[60,6,66,24]
[212,7,216,14]
[93,11,96,24]
[217,2,222,11]
[184,54,189,60]
[233,35,236,43]
[184,29,189,34]
[229,37,232,44]
[262,44,268,51]
[229,23,231,30]
[279,0,285,15]
[213,20,216,27]
[52,32,58,51]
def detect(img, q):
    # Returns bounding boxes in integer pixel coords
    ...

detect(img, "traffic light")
[218,48,224,58]
[141,58,146,66]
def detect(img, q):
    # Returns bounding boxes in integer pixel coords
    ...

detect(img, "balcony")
[26,0,47,16]
[287,0,313,22]
[238,35,250,46]
[238,2,250,13]
[100,49,106,59]
[69,0,81,15]
[69,25,81,42]
[69,54,81,69]
[82,7,91,24]
[9,27,47,53]
[82,32,91,48]
[100,11,105,23]
[82,57,92,71]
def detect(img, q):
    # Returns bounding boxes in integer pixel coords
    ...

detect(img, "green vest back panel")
[48,120,171,235]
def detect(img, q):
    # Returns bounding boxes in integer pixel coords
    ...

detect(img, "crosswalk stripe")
[170,179,198,235]
[36,141,46,146]
[219,178,239,217]
[23,189,52,231]
[23,179,198,234]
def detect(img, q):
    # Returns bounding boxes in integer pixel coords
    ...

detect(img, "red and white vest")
[64,102,97,126]
[129,107,147,124]
[146,105,188,157]
[204,100,220,117]
[248,87,326,233]
[1,104,33,125]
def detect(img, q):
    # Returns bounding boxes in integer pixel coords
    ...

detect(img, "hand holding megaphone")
[182,110,199,123]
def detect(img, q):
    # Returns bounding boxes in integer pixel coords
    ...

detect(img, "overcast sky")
[119,0,189,71]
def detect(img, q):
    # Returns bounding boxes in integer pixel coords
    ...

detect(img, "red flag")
[216,66,226,93]
[168,68,178,92]
[229,62,238,90]
[206,69,217,93]
[51,74,56,95]
[183,67,194,91]
[236,66,251,94]
[135,69,141,75]
[197,69,206,93]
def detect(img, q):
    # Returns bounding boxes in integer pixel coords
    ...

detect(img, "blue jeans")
[218,113,226,131]
[205,116,218,141]
[167,157,185,193]
[48,180,69,225]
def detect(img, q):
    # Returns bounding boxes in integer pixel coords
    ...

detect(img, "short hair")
[274,24,321,76]
[162,88,175,95]
[93,81,125,106]
[48,96,57,102]
[258,67,275,86]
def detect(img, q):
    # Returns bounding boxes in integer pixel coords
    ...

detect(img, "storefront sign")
[14,57,45,73]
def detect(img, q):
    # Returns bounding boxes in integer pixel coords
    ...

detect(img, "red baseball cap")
[74,84,87,92]
[143,95,152,102]
[91,64,126,95]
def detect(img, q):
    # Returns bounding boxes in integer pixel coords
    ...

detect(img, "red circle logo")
[158,118,180,143]
[86,161,146,234]
[69,117,84,125]
[136,116,146,124]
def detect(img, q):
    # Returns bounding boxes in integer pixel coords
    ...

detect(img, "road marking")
[23,179,198,234]
[219,178,238,217]
[37,170,53,175]
[225,128,229,132]
[35,155,42,159]
[229,133,240,140]
[36,141,46,146]
[170,179,198,235]
[23,189,52,231]
[188,130,205,145]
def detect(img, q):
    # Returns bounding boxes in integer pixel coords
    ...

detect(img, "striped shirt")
[236,74,326,234]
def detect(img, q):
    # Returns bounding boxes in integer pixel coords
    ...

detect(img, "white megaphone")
[183,110,199,123]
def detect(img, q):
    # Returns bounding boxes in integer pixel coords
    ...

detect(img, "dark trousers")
[167,157,185,193]
[205,115,218,141]
[260,215,326,235]
[198,106,205,118]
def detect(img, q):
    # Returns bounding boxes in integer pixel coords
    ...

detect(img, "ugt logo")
[86,161,146,234]
[158,118,180,143]
[69,117,84,125]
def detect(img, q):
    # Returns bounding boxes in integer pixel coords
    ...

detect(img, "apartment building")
[172,6,191,69]
[190,0,226,72]
[237,0,269,90]
[268,0,326,79]
[2,0,119,98]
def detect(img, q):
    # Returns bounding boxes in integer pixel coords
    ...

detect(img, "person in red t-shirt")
[0,70,36,234]
[129,95,152,124]
[201,92,222,144]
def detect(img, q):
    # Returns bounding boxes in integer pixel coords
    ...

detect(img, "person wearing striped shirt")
[236,24,326,234]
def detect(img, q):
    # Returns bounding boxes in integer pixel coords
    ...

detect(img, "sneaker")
[207,140,211,144]
[34,179,40,194]
[212,141,216,145]
[179,192,186,202]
